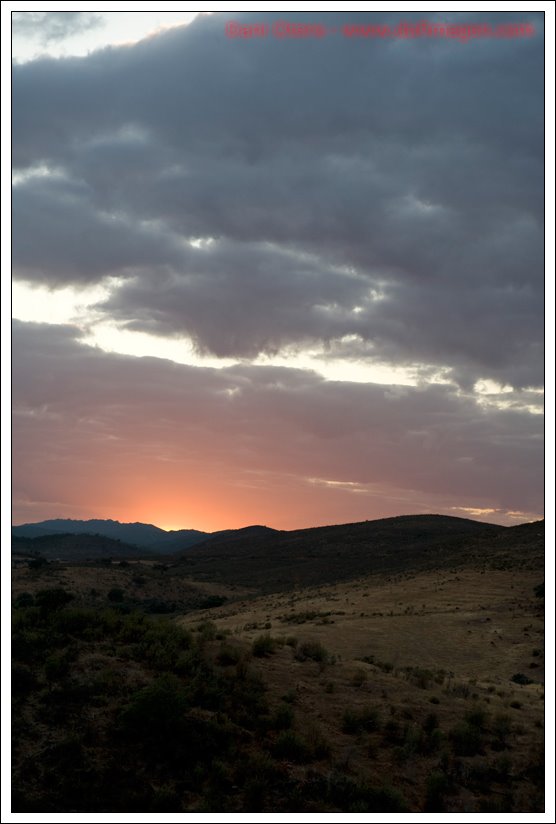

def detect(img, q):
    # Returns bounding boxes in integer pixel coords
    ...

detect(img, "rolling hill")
[175,515,543,592]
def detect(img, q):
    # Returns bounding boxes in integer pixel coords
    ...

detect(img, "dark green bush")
[199,595,227,610]
[325,773,408,812]
[14,592,35,608]
[273,730,311,762]
[35,588,74,613]
[270,703,294,730]
[342,707,381,735]
[252,634,276,657]
[511,673,533,685]
[449,721,482,756]
[465,708,488,729]
[216,644,242,666]
[119,674,189,742]
[294,640,329,663]
[425,770,451,812]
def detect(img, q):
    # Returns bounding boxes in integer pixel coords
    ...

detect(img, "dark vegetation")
[12,533,144,561]
[11,515,545,812]
[12,592,409,812]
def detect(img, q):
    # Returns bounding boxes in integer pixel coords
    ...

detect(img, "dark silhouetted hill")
[12,518,208,552]
[11,533,144,561]
[176,515,543,591]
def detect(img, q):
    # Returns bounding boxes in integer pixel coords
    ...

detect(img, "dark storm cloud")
[12,321,543,519]
[12,11,544,387]
[12,12,103,43]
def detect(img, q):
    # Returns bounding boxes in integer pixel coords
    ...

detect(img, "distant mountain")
[12,519,208,553]
[12,533,144,561]
[11,519,281,554]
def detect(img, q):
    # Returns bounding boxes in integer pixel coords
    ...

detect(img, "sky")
[9,8,547,531]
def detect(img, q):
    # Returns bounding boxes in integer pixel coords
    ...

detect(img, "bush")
[107,588,125,603]
[465,708,488,730]
[351,668,367,687]
[119,674,189,742]
[12,662,37,695]
[294,640,329,663]
[449,722,482,756]
[199,595,227,610]
[425,770,450,812]
[511,673,533,685]
[273,730,311,762]
[423,712,439,734]
[28,557,48,569]
[35,588,74,613]
[252,634,276,657]
[270,704,294,730]
[216,644,242,666]
[325,774,408,812]
[491,713,512,749]
[342,707,380,735]
[14,592,35,608]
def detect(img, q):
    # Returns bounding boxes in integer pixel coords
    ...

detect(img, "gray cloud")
[12,11,544,389]
[12,12,103,43]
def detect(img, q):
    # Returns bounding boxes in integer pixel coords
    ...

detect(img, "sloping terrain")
[12,533,145,562]
[11,514,544,812]
[176,516,542,592]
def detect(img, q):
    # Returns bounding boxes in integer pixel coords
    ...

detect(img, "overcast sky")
[10,9,545,530]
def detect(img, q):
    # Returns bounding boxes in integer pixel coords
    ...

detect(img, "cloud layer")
[11,11,544,527]
[12,11,544,387]
[12,322,543,528]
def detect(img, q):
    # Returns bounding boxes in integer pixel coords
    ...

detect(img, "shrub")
[351,668,367,687]
[491,713,512,749]
[270,704,294,730]
[423,712,439,734]
[342,707,380,735]
[465,708,488,730]
[449,722,482,756]
[425,770,451,812]
[199,595,227,610]
[325,774,408,812]
[216,644,242,666]
[294,640,329,663]
[14,592,35,608]
[511,673,532,685]
[28,557,48,569]
[35,588,74,613]
[252,634,276,657]
[119,674,189,742]
[12,662,37,695]
[107,588,124,603]
[273,730,311,762]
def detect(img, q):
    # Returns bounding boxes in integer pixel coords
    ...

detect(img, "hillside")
[12,533,145,562]
[11,512,544,812]
[176,515,542,592]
